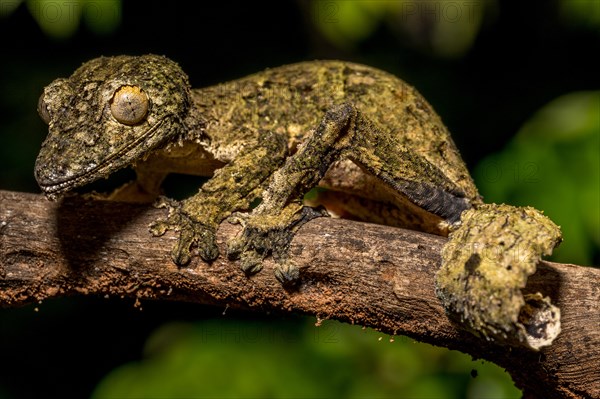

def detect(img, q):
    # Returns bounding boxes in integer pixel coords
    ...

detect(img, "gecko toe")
[172,227,194,266]
[239,250,265,275]
[171,246,191,266]
[274,262,300,285]
[197,228,219,261]
[149,220,168,237]
[171,225,219,265]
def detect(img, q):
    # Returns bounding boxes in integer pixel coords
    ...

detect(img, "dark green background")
[1,1,598,398]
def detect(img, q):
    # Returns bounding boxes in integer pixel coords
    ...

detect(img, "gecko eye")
[110,85,149,125]
[37,93,51,124]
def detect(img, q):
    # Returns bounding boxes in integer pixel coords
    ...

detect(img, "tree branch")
[0,190,598,398]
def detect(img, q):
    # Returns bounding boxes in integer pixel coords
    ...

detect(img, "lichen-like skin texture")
[35,55,480,273]
[436,204,562,350]
[35,56,190,196]
[35,55,562,348]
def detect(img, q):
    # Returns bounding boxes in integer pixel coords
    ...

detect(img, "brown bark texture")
[0,190,598,398]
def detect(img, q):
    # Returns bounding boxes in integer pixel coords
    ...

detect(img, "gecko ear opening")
[110,85,149,125]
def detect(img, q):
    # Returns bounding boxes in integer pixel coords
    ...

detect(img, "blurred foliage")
[0,0,120,38]
[311,0,488,58]
[474,92,600,265]
[559,0,600,28]
[91,319,520,399]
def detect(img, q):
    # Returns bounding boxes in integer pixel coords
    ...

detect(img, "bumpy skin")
[436,204,562,350]
[36,55,561,347]
[35,56,190,196]
[36,55,481,275]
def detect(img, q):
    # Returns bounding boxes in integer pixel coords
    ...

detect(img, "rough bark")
[0,190,598,398]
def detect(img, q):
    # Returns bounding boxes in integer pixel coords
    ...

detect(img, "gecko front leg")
[151,131,288,265]
[228,103,472,283]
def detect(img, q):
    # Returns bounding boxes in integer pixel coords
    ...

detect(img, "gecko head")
[35,54,191,198]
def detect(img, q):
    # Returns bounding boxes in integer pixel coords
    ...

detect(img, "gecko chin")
[35,119,167,199]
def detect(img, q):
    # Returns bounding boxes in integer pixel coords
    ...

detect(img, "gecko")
[35,55,562,349]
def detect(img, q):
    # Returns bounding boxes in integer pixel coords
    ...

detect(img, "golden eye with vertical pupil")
[110,85,149,125]
[38,93,51,124]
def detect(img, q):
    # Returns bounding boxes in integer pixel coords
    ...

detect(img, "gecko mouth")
[36,119,166,198]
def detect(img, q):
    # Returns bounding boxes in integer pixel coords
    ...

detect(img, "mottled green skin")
[188,60,480,206]
[36,55,562,347]
[36,55,481,274]
[436,204,562,349]
[35,56,189,195]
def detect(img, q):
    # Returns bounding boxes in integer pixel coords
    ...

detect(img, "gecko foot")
[227,205,326,280]
[150,197,219,265]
